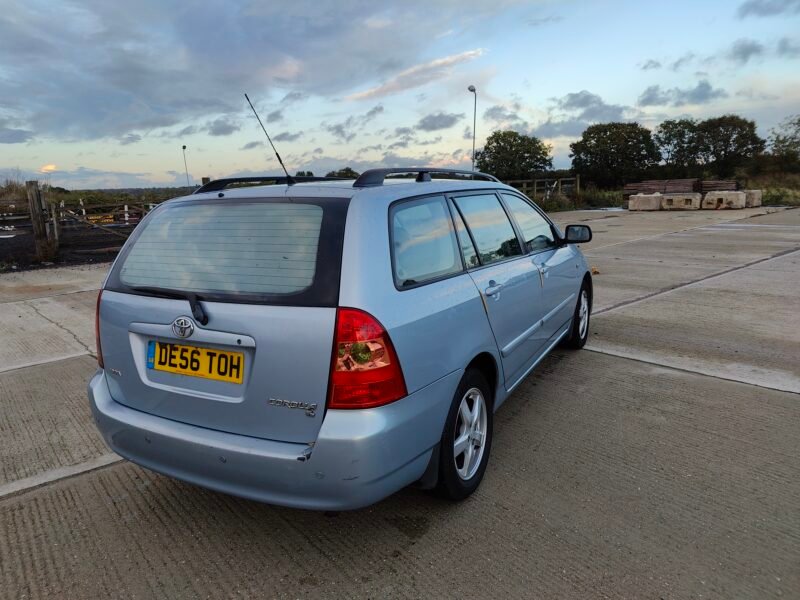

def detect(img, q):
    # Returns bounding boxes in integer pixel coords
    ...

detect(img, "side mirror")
[564,224,592,244]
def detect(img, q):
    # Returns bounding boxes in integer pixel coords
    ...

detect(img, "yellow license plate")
[146,341,244,384]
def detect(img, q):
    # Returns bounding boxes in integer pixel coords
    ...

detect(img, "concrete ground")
[0,207,798,599]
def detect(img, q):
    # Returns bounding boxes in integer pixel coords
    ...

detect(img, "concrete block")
[702,191,746,210]
[628,193,661,211]
[660,193,701,210]
[744,189,762,208]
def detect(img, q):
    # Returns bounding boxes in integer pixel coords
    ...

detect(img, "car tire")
[564,280,591,349]
[436,369,493,501]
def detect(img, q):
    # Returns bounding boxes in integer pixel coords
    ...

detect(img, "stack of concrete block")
[744,190,762,208]
[702,191,747,210]
[660,193,702,210]
[628,193,662,211]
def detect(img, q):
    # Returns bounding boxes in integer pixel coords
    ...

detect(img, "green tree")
[695,115,765,178]
[295,170,314,177]
[769,114,800,171]
[654,119,700,175]
[474,130,552,181]
[325,167,360,178]
[570,122,661,187]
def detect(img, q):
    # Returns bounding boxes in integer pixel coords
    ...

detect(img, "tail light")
[95,290,104,368]
[328,308,407,409]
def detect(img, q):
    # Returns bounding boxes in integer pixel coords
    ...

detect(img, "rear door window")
[452,194,522,265]
[391,196,462,287]
[106,198,348,307]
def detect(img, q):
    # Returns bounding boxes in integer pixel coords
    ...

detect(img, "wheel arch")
[466,352,499,408]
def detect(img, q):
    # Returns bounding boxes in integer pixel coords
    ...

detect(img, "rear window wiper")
[128,286,209,325]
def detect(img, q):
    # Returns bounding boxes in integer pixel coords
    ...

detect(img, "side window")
[391,196,462,287]
[452,194,522,265]
[449,202,479,268]
[501,193,556,253]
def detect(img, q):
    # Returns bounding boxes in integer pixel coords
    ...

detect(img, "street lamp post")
[468,85,477,171]
[181,145,190,187]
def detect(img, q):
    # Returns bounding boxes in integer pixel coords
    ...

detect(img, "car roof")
[173,178,516,205]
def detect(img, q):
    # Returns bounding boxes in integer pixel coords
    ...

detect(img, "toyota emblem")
[172,316,195,338]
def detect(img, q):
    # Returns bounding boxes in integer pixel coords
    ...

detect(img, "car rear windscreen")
[106,198,348,307]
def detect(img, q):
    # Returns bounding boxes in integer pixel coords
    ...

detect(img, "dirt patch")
[0,225,129,273]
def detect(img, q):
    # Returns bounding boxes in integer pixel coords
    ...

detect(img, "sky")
[0,0,799,189]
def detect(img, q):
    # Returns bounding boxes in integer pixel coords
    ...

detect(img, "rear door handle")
[485,282,503,297]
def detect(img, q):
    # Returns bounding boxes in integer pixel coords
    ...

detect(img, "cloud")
[119,133,141,145]
[527,89,648,140]
[638,86,672,107]
[206,118,240,136]
[324,104,386,143]
[357,144,384,154]
[737,0,800,17]
[240,141,264,150]
[0,2,514,142]
[25,166,156,189]
[530,119,588,138]
[326,121,356,143]
[0,126,34,144]
[273,131,303,142]
[463,126,473,140]
[280,91,307,104]
[266,110,283,123]
[637,80,728,107]
[727,38,765,63]
[640,59,662,70]
[482,104,529,132]
[777,37,800,57]
[363,104,385,122]
[527,15,562,26]
[670,53,695,71]
[346,49,485,100]
[416,112,464,131]
[557,90,626,121]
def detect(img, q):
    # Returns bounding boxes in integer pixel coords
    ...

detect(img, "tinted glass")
[501,193,556,252]
[391,196,462,286]
[107,199,349,307]
[453,194,521,265]
[450,201,479,268]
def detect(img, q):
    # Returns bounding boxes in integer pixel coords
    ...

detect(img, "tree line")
[474,114,800,188]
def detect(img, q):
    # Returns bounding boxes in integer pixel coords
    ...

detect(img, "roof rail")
[352,168,500,188]
[193,176,347,194]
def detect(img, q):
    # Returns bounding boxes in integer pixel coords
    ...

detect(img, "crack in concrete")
[25,300,94,355]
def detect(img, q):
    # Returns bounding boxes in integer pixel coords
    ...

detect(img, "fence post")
[26,181,54,261]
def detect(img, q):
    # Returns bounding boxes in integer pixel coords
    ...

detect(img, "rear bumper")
[88,369,459,510]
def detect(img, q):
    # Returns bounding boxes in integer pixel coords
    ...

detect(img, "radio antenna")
[244,93,294,184]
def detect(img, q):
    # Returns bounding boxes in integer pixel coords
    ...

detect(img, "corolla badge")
[172,316,195,338]
[269,398,318,417]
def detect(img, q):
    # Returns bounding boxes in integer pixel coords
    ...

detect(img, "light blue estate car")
[88,168,593,510]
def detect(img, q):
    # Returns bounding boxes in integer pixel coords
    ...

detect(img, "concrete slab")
[551,207,784,254]
[627,193,661,211]
[702,191,746,210]
[660,193,701,210]
[1,351,797,599]
[588,250,800,393]
[745,189,762,208]
[0,262,109,303]
[0,355,107,487]
[0,290,96,372]
[586,257,721,312]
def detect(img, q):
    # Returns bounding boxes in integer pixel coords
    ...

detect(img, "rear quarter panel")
[338,193,502,399]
